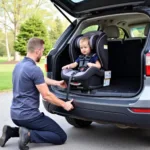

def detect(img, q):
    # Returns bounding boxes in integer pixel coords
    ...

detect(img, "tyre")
[65,117,92,128]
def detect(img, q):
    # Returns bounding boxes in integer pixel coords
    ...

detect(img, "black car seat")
[61,31,110,90]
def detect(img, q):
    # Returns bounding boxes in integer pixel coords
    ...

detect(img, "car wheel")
[65,117,92,128]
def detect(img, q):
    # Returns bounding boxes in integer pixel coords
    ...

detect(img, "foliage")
[131,26,145,37]
[14,16,51,56]
[82,25,99,34]
[0,43,5,56]
[0,48,5,56]
[119,28,125,39]
[0,31,15,56]
[49,17,64,49]
[0,0,71,57]
[0,0,59,59]
[0,31,6,56]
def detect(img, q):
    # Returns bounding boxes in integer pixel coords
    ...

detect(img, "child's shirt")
[75,53,99,71]
[75,53,98,64]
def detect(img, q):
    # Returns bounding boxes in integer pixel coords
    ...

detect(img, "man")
[0,37,74,150]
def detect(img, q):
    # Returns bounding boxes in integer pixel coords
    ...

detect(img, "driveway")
[0,92,150,150]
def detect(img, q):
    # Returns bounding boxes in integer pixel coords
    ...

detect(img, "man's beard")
[36,56,41,62]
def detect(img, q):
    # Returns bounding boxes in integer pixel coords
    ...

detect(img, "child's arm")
[62,62,78,69]
[87,60,101,69]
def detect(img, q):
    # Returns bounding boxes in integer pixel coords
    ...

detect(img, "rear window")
[130,25,146,37]
[82,25,99,34]
[71,0,84,3]
[119,28,125,39]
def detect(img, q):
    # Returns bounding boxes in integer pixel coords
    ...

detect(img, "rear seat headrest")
[144,24,150,36]
[104,25,119,38]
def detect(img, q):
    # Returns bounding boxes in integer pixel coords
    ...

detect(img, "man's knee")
[57,132,67,145]
[61,132,67,144]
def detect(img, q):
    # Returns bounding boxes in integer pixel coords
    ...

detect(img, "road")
[0,92,150,150]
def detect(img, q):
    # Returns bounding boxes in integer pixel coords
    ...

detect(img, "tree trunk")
[13,24,20,61]
[5,30,11,61]
[13,0,20,61]
[4,2,11,61]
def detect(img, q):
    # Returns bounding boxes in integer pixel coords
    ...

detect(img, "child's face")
[80,41,91,55]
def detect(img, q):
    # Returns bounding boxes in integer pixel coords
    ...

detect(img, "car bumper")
[43,98,150,128]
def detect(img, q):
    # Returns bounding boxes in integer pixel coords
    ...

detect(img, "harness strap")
[78,55,84,68]
[78,54,94,71]
[66,71,78,101]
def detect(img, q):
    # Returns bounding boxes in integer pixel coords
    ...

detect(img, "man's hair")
[80,37,90,45]
[27,37,45,52]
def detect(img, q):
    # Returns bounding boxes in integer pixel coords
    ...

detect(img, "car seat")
[104,25,120,40]
[61,31,111,90]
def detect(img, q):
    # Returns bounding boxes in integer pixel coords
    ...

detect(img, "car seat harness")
[78,54,94,71]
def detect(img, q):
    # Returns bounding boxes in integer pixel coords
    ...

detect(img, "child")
[62,37,101,71]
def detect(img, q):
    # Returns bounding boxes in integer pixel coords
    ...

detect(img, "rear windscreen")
[71,0,84,3]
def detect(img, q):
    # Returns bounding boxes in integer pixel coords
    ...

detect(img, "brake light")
[146,52,150,76]
[44,56,48,72]
[130,108,150,113]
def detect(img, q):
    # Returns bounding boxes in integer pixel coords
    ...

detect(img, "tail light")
[146,52,150,76]
[44,56,48,72]
[130,108,150,113]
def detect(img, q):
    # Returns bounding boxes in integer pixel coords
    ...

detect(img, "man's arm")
[44,77,59,86]
[36,83,73,111]
[44,77,67,88]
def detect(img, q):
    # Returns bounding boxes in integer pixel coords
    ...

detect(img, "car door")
[50,0,150,18]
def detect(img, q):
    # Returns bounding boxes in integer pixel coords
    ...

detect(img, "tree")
[0,0,55,60]
[0,48,5,56]
[49,17,63,49]
[0,37,6,56]
[0,1,11,61]
[0,30,14,57]
[14,16,50,56]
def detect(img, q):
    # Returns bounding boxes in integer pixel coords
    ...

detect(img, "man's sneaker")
[0,125,14,147]
[19,127,30,150]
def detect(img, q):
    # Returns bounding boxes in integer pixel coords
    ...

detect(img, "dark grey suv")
[43,0,150,129]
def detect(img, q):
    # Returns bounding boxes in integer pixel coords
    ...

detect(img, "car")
[43,0,150,129]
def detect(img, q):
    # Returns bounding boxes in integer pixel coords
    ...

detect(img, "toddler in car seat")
[62,37,101,71]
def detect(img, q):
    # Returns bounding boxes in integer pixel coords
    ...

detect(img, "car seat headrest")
[74,31,103,50]
[144,23,150,36]
[104,25,119,38]
[69,31,107,63]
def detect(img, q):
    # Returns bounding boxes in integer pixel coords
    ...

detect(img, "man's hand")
[63,99,74,111]
[56,80,67,88]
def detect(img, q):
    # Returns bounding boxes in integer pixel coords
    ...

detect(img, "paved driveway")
[0,92,150,150]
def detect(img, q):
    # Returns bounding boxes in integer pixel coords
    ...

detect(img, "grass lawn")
[0,57,12,63]
[0,64,14,91]
[0,59,45,92]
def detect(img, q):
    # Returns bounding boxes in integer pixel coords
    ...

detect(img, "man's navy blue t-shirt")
[11,57,45,120]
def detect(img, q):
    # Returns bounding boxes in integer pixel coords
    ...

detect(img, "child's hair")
[79,37,90,45]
